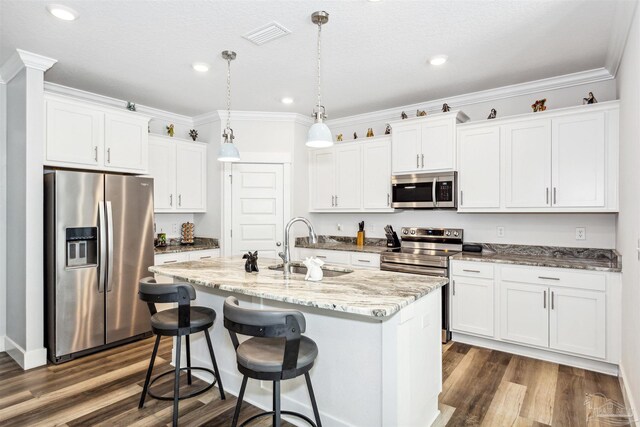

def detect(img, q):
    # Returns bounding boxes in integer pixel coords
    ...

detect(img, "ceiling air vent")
[243,21,291,46]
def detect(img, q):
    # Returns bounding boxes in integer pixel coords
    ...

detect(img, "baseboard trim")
[4,336,47,370]
[452,332,619,375]
[619,362,640,427]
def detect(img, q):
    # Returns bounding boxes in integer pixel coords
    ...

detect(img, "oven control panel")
[401,227,463,241]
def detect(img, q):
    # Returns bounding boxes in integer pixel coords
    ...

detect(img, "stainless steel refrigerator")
[45,170,154,363]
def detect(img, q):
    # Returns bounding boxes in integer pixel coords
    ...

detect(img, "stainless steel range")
[380,227,463,343]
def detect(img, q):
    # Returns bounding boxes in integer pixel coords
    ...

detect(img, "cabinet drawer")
[154,252,190,265]
[501,266,605,291]
[451,261,494,279]
[297,248,351,265]
[350,252,381,268]
[188,249,220,261]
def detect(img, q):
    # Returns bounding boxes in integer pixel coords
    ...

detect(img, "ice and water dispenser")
[65,227,98,268]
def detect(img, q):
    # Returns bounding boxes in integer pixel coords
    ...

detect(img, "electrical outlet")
[172,223,178,234]
[576,227,586,240]
[496,226,505,238]
[337,223,342,231]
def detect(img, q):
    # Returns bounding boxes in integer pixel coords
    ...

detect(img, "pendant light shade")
[218,50,240,162]
[306,11,333,148]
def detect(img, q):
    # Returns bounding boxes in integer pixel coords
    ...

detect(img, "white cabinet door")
[421,118,454,171]
[148,139,176,212]
[309,149,335,209]
[362,140,392,209]
[500,282,549,348]
[504,120,552,208]
[176,143,206,211]
[552,112,606,208]
[335,145,362,209]
[549,287,606,358]
[458,126,500,208]
[45,98,104,166]
[104,113,148,172]
[391,124,421,174]
[451,276,494,337]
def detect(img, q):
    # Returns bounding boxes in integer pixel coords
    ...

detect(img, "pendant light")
[306,11,333,148]
[218,50,240,162]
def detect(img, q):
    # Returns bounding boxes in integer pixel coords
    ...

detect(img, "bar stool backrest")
[139,276,196,332]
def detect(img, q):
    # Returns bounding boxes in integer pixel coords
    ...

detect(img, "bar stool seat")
[237,336,318,373]
[151,306,215,335]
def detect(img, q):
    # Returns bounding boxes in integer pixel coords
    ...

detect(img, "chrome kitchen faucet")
[279,217,318,279]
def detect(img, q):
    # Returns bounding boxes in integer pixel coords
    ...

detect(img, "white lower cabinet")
[500,282,549,347]
[297,248,380,269]
[451,276,494,337]
[154,249,220,282]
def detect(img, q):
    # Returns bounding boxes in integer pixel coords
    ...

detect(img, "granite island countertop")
[451,243,621,273]
[296,235,391,254]
[149,256,447,318]
[155,237,219,255]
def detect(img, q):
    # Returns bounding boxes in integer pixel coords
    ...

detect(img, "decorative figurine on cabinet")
[166,124,175,137]
[531,98,547,112]
[366,128,374,137]
[188,129,198,141]
[126,101,136,111]
[243,251,259,273]
[401,111,408,120]
[384,124,391,135]
[487,109,497,119]
[442,103,451,112]
[583,92,597,104]
[353,132,358,140]
[336,133,343,142]
[417,109,427,117]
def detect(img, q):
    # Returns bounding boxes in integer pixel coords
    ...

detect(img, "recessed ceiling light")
[429,55,448,66]
[192,62,210,72]
[281,97,294,104]
[46,4,79,21]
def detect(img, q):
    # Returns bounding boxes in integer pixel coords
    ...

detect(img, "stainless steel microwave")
[391,172,457,209]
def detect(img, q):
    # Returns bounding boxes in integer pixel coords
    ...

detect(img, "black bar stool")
[138,277,225,427]
[223,296,322,427]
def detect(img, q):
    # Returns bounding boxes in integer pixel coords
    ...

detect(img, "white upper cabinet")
[44,93,150,173]
[308,136,393,212]
[390,111,469,174]
[503,120,552,208]
[147,135,207,213]
[458,125,501,209]
[457,101,619,213]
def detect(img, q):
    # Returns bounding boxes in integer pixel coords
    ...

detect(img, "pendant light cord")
[316,20,322,112]
[226,56,232,131]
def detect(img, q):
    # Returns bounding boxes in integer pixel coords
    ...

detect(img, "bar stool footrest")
[147,367,217,401]
[239,410,317,427]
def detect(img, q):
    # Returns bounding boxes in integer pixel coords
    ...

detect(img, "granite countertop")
[149,256,447,318]
[155,237,219,255]
[295,235,391,254]
[451,243,621,273]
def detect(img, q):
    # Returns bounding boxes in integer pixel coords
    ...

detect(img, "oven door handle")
[432,177,438,207]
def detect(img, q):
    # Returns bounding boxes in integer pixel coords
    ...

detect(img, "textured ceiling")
[0,0,635,118]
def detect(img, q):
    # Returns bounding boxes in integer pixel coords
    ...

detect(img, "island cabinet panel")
[457,125,500,209]
[500,281,549,348]
[44,93,150,173]
[451,276,494,337]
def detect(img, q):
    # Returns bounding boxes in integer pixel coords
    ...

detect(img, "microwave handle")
[432,177,438,207]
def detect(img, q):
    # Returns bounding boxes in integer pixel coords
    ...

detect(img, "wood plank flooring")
[0,338,632,426]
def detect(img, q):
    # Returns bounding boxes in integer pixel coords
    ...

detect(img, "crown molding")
[208,110,313,125]
[0,49,57,84]
[327,68,614,128]
[43,82,193,125]
[192,111,222,126]
[605,0,638,77]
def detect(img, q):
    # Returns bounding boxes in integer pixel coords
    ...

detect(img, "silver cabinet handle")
[546,188,549,204]
[460,190,464,206]
[452,279,456,296]
[164,260,178,264]
[553,187,557,205]
[543,290,547,309]
[199,256,212,259]
[107,148,111,164]
[538,276,560,280]
[421,153,425,168]
[551,291,555,310]
[94,146,98,162]
[178,194,182,207]
[463,269,481,273]
[335,195,338,207]
[416,154,420,168]
[331,195,335,207]
[316,255,327,259]
[169,194,173,207]
[387,193,390,207]
[358,259,371,263]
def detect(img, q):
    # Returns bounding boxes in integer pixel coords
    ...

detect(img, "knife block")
[356,231,365,247]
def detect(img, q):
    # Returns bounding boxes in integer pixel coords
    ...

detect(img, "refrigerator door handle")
[106,201,114,292]
[98,201,106,293]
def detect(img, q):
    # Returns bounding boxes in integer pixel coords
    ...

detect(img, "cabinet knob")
[276,242,282,247]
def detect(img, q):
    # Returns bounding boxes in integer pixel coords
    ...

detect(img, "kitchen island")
[150,257,447,427]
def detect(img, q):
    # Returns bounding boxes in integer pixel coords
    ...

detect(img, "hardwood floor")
[0,338,631,426]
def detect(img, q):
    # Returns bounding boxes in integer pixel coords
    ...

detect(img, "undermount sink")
[268,263,353,278]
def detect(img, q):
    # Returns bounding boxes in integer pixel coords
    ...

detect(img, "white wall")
[0,80,6,351]
[615,2,640,420]
[154,213,196,239]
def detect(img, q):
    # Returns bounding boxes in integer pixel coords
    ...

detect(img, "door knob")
[276,242,282,247]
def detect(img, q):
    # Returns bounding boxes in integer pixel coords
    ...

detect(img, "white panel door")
[421,118,454,171]
[500,282,549,348]
[148,139,176,212]
[231,163,284,259]
[104,113,148,171]
[362,140,392,209]
[552,112,606,208]
[458,126,500,208]
[504,120,552,208]
[335,145,362,209]
[309,149,335,209]
[549,288,606,358]
[451,277,494,337]
[391,124,421,173]
[175,143,206,211]
[45,98,104,166]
